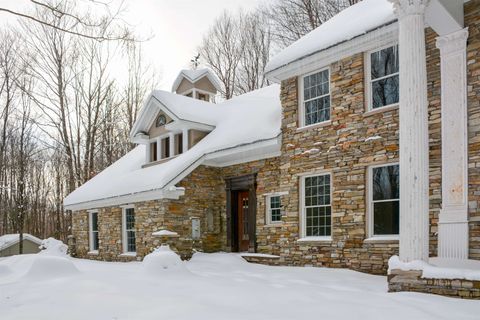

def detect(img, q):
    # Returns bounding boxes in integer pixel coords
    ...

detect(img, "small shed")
[0,233,43,257]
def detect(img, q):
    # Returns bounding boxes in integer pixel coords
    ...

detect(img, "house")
[0,234,43,257]
[65,0,480,298]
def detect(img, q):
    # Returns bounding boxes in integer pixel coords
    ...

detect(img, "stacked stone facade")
[72,159,280,261]
[71,3,480,278]
[388,269,480,299]
[466,0,480,261]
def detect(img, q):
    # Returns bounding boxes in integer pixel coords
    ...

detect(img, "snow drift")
[24,256,79,280]
[39,237,68,256]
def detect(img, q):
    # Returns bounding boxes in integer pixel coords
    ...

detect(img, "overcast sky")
[0,0,268,90]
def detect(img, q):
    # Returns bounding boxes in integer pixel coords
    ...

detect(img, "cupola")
[171,68,220,102]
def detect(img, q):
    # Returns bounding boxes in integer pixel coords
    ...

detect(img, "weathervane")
[190,53,200,70]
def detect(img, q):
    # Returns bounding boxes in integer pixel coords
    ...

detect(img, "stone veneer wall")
[466,1,480,261]
[261,28,445,275]
[71,158,281,261]
[388,269,480,299]
[72,165,225,261]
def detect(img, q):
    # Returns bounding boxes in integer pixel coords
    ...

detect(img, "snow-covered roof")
[0,233,43,251]
[64,85,281,210]
[130,90,223,139]
[265,0,395,75]
[171,68,221,93]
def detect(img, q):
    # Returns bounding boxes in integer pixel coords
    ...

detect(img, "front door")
[237,191,250,252]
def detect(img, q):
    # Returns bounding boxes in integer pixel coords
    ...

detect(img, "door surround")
[225,173,257,252]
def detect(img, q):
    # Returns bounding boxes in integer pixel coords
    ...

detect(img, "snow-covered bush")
[38,237,68,256]
[142,245,186,274]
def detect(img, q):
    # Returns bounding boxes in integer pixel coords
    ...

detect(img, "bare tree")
[265,0,354,48]
[199,11,243,100]
[0,0,135,42]
[0,30,22,235]
[235,11,272,95]
[0,0,156,243]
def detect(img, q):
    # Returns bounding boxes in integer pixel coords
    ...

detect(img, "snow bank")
[0,264,13,277]
[39,237,68,256]
[24,256,79,280]
[142,245,186,274]
[388,255,480,281]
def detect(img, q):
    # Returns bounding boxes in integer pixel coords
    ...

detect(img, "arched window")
[156,114,167,127]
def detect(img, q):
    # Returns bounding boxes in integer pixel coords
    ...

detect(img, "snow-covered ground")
[1,250,479,320]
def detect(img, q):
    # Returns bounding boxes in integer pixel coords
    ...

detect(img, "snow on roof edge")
[64,133,281,210]
[265,0,396,77]
[0,233,43,251]
[264,20,397,78]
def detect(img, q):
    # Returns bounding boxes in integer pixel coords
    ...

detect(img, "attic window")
[156,114,167,127]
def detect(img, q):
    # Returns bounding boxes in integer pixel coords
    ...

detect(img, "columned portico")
[389,0,430,262]
[436,28,469,259]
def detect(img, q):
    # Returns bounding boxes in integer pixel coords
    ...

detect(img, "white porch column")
[182,128,189,153]
[145,142,151,163]
[390,0,430,262]
[169,132,175,157]
[156,137,162,160]
[436,28,469,259]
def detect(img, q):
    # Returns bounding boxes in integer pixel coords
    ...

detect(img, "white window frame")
[88,210,99,253]
[298,67,331,129]
[299,172,333,241]
[365,43,399,112]
[121,205,136,254]
[367,163,400,240]
[266,194,283,225]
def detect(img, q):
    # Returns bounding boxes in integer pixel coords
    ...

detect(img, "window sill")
[364,236,399,243]
[297,236,332,243]
[363,104,398,117]
[119,252,137,257]
[296,120,331,132]
[87,250,99,255]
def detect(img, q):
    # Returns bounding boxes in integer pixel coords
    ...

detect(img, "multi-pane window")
[370,164,399,236]
[267,195,282,224]
[303,174,331,237]
[302,69,330,126]
[369,45,399,109]
[123,208,136,253]
[89,212,99,251]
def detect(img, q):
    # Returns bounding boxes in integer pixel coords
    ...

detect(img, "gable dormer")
[130,90,218,168]
[171,68,220,102]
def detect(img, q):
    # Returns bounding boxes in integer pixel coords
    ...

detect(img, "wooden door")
[237,191,250,252]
